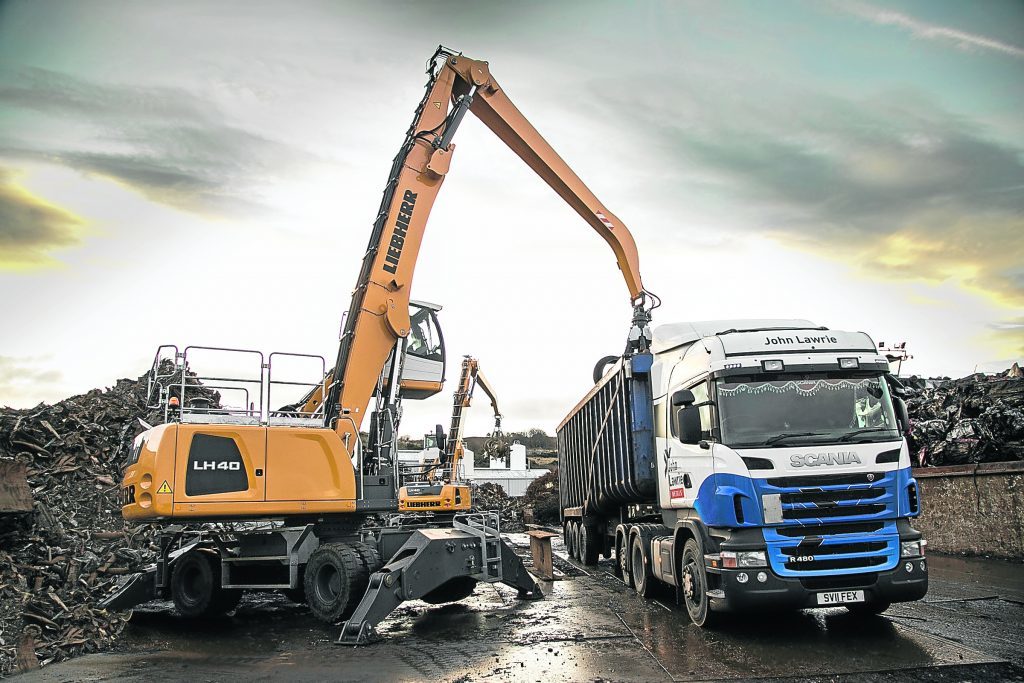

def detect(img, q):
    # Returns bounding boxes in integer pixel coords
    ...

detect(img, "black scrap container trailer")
[556,353,657,518]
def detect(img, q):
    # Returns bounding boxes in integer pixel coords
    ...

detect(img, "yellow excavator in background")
[105,46,654,644]
[398,356,507,513]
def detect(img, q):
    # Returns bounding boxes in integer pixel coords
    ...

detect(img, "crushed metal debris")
[0,366,215,676]
[907,363,1024,467]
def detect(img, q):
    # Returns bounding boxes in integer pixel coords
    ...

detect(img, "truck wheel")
[304,543,360,623]
[630,535,655,598]
[680,539,719,627]
[580,525,600,566]
[171,550,227,618]
[845,600,890,616]
[563,521,573,557]
[612,533,626,579]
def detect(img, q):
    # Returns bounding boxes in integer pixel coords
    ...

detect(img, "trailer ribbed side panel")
[557,354,656,517]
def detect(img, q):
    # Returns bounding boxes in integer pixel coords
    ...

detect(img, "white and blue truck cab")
[558,320,927,625]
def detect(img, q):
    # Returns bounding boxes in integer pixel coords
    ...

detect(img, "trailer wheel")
[171,550,229,618]
[579,525,600,566]
[630,535,655,598]
[565,521,577,560]
[845,600,890,616]
[681,539,719,627]
[612,532,626,579]
[571,521,582,561]
[304,543,360,623]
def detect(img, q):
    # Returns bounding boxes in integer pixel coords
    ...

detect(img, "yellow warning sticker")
[157,480,172,494]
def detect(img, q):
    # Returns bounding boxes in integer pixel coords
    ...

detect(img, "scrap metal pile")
[906,363,1024,466]
[472,482,525,532]
[0,367,215,676]
[470,471,561,531]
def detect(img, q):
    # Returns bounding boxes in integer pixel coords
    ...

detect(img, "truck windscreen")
[717,376,899,447]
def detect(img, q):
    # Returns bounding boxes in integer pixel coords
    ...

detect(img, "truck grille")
[756,470,901,577]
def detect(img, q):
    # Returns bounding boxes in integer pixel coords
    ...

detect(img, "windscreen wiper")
[837,427,899,442]
[764,431,829,446]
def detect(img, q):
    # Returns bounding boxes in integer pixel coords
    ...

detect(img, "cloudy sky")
[1,0,1022,436]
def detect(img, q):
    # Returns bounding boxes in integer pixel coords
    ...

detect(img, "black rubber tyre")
[580,525,600,566]
[630,534,655,598]
[680,538,719,627]
[593,355,621,384]
[304,543,360,623]
[563,521,573,555]
[571,521,582,561]
[612,532,626,579]
[422,576,477,604]
[845,600,891,616]
[171,550,226,618]
[346,541,382,614]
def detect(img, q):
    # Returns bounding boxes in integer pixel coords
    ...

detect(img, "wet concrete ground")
[13,536,1024,682]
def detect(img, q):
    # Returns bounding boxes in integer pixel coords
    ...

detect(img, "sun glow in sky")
[1,0,1022,436]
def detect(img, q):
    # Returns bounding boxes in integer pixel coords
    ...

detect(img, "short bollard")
[527,530,559,580]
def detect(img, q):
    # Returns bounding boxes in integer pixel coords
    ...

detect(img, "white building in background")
[397,441,546,498]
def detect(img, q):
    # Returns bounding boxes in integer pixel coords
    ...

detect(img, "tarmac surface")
[12,535,1024,682]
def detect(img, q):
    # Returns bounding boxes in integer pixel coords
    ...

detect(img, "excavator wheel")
[304,543,361,623]
[421,576,477,604]
[171,549,235,618]
[348,541,383,612]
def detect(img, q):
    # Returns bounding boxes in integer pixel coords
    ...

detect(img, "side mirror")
[434,424,447,453]
[893,397,910,434]
[676,407,702,445]
[672,389,696,407]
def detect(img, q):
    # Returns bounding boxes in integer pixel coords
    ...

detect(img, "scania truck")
[558,320,927,625]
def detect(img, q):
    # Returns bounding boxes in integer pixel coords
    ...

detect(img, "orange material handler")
[121,46,654,525]
[398,356,506,513]
[108,47,656,640]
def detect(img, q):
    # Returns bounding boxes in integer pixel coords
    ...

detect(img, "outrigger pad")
[337,528,542,645]
[99,569,157,611]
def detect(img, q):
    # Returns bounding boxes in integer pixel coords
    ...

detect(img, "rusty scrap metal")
[0,366,217,676]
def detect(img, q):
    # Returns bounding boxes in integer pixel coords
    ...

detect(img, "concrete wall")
[913,461,1024,560]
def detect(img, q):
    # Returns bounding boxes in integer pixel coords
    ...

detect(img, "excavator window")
[408,308,443,361]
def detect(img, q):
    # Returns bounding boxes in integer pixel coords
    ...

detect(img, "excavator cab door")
[399,300,446,399]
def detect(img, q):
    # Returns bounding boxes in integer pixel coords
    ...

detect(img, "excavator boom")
[321,46,651,450]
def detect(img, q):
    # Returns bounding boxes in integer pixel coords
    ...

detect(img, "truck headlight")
[738,551,767,567]
[722,550,767,568]
[900,540,926,558]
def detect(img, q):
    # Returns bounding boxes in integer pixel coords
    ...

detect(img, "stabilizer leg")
[337,526,542,645]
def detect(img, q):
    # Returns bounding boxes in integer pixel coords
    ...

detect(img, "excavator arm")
[321,47,652,452]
